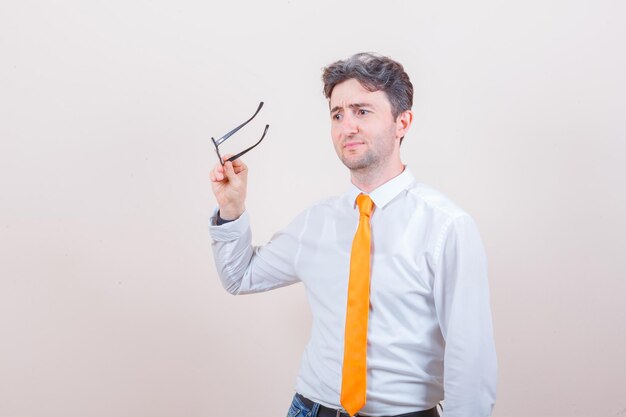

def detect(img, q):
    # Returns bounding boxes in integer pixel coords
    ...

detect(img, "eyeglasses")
[211,102,270,166]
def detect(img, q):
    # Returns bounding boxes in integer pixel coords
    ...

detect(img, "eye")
[357,109,370,116]
[332,113,343,121]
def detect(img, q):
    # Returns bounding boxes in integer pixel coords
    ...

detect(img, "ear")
[395,110,414,139]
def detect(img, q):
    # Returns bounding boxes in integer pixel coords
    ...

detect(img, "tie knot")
[356,194,374,217]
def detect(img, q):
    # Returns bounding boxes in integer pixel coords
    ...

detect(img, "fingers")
[211,164,225,182]
[222,154,247,175]
[209,152,248,220]
[223,160,237,181]
[210,153,247,183]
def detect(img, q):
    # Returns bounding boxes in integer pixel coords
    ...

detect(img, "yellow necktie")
[341,193,374,417]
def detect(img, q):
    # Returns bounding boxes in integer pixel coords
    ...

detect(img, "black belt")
[295,394,439,417]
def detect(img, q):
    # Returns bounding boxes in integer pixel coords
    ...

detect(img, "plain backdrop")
[1,1,625,416]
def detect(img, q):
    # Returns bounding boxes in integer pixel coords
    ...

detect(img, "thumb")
[223,161,238,182]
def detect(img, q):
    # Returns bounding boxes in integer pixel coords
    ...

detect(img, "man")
[209,53,497,417]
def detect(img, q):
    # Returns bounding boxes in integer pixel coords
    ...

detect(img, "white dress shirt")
[209,168,497,417]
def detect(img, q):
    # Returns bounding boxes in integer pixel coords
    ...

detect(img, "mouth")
[343,140,365,149]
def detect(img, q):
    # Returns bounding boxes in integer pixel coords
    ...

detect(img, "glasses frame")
[211,102,270,166]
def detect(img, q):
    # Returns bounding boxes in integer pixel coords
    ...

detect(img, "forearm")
[441,308,497,416]
[209,208,302,295]
[434,215,498,416]
[210,209,255,294]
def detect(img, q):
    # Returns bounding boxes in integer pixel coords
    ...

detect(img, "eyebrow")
[330,102,372,114]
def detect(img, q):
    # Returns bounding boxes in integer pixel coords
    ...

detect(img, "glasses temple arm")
[214,102,264,146]
[211,136,226,166]
[224,124,270,163]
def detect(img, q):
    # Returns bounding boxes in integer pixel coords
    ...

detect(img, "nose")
[341,112,359,137]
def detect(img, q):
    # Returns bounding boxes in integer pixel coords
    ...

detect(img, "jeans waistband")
[295,393,439,417]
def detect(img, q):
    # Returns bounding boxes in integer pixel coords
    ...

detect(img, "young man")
[209,53,497,417]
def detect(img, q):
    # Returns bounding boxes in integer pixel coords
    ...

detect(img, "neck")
[350,160,405,193]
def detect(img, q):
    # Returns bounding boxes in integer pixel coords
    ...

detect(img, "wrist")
[218,206,244,221]
[216,210,236,225]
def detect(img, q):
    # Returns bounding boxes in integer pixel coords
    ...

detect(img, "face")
[329,78,409,174]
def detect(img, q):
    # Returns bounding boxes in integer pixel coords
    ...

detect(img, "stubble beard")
[339,131,396,176]
[341,148,379,171]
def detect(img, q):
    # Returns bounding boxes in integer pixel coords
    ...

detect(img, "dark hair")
[322,52,413,119]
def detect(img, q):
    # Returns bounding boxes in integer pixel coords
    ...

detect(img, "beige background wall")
[1,1,625,416]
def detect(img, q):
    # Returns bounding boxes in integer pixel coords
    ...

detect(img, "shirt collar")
[347,167,416,210]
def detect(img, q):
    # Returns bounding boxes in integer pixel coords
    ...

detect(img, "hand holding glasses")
[211,102,269,166]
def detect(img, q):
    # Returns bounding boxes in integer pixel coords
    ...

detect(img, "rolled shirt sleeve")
[433,215,498,417]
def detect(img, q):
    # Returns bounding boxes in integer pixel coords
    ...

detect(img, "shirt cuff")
[209,208,250,240]
[215,210,236,225]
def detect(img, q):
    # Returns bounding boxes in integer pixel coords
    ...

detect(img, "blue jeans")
[286,394,441,417]
[286,394,321,417]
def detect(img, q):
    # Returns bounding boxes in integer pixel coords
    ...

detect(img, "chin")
[342,158,373,171]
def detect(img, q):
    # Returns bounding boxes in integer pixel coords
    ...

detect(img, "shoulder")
[406,181,472,222]
[405,182,483,261]
[302,193,350,214]
[282,193,350,229]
